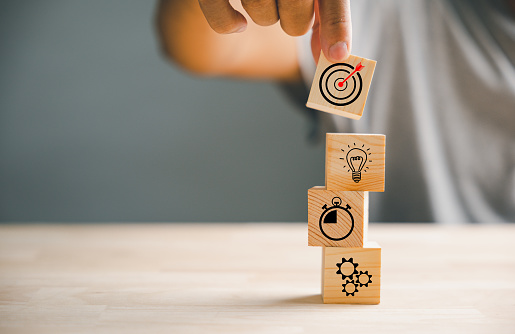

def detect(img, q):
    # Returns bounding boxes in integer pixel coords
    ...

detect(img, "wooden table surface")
[1,223,514,334]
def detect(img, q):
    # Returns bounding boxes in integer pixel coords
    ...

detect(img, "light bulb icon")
[340,144,371,183]
[347,148,367,183]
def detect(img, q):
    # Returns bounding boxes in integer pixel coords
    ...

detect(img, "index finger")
[318,0,351,62]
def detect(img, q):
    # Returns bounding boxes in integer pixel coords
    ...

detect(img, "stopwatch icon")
[319,197,354,241]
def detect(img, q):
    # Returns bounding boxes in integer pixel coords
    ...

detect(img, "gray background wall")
[0,1,324,222]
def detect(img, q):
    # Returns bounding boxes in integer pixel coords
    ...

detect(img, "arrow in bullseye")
[337,62,365,87]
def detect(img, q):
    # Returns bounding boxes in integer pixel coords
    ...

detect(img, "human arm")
[155,0,351,81]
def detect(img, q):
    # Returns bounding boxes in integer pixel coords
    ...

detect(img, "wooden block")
[326,133,385,192]
[306,53,376,120]
[308,186,368,247]
[322,242,381,304]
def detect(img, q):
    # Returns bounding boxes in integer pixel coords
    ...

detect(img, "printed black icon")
[336,258,373,296]
[340,143,372,183]
[336,257,358,280]
[319,197,354,241]
[319,62,363,106]
[342,280,359,296]
[356,271,373,287]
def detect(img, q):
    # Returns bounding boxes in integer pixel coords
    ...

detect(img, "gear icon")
[336,257,358,280]
[342,280,359,296]
[356,271,373,287]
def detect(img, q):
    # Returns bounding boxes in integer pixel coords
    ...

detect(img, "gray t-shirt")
[298,0,515,223]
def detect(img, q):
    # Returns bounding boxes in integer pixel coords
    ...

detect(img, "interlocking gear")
[356,271,373,287]
[336,259,374,296]
[336,257,358,280]
[342,280,359,296]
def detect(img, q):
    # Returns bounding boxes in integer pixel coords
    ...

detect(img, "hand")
[197,0,351,64]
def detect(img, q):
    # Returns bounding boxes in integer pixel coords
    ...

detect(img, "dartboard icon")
[319,62,363,106]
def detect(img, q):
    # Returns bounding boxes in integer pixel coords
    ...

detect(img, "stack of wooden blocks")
[306,54,384,304]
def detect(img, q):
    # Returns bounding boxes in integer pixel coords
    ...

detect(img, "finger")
[241,0,279,26]
[198,0,247,34]
[318,0,351,62]
[277,0,314,36]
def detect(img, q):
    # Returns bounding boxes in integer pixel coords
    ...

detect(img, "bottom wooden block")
[322,242,381,304]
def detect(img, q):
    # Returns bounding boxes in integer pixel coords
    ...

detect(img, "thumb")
[318,0,351,62]
[310,1,321,64]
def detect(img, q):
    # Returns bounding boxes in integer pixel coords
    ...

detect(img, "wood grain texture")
[322,243,381,304]
[306,53,376,119]
[326,133,386,192]
[308,186,368,247]
[1,224,515,334]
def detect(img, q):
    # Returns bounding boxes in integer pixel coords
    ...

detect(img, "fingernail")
[328,42,348,61]
[234,25,246,33]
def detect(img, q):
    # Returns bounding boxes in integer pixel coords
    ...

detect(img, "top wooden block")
[306,53,376,120]
[326,133,385,192]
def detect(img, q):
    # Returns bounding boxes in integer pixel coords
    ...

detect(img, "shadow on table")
[264,294,376,308]
[268,294,322,305]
